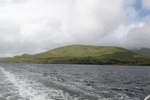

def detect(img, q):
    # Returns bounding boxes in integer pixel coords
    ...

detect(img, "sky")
[0,0,150,57]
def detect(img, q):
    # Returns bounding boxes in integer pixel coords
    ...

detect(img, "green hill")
[1,45,150,65]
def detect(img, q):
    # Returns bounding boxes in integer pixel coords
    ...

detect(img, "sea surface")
[0,63,150,100]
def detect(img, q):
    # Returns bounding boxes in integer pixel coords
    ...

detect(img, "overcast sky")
[0,0,150,57]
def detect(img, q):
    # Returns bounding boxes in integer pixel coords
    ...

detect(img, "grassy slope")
[1,45,150,65]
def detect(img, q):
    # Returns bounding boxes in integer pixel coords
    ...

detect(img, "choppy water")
[0,63,150,100]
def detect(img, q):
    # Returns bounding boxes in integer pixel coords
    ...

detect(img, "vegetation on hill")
[1,45,150,65]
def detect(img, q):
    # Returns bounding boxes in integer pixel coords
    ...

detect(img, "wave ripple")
[0,67,76,100]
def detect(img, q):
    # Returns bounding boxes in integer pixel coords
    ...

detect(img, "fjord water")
[0,64,150,100]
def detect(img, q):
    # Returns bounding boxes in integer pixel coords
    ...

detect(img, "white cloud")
[68,0,125,39]
[108,23,145,48]
[142,0,150,9]
[124,21,150,48]
[0,0,149,57]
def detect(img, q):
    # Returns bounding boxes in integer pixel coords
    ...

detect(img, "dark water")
[0,63,150,100]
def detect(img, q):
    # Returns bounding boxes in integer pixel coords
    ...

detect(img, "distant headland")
[1,45,150,65]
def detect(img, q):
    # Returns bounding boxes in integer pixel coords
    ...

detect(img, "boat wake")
[0,64,147,100]
[0,67,76,100]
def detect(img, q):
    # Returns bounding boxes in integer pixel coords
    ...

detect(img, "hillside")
[1,45,150,65]
[132,47,150,57]
[0,57,7,60]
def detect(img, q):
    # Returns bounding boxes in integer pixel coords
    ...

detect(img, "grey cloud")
[124,21,150,49]
[0,0,149,57]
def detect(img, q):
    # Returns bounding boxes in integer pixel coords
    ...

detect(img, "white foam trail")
[0,67,76,100]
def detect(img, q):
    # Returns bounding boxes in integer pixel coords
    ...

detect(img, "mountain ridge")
[1,44,150,65]
[132,47,150,57]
